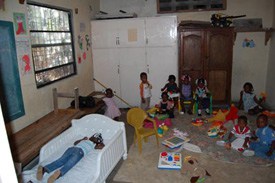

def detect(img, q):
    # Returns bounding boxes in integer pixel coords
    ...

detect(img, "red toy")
[225,104,238,122]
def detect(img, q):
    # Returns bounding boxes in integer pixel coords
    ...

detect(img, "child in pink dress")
[103,88,121,121]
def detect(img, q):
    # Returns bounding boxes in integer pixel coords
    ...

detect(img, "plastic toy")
[181,156,211,183]
[207,127,219,138]
[207,121,227,138]
[157,127,164,138]
[263,110,275,117]
[162,135,190,149]
[158,152,182,170]
[147,107,158,118]
[259,92,267,101]
[191,118,205,127]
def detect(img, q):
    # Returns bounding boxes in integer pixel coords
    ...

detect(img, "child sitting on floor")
[238,82,265,115]
[226,115,251,152]
[180,74,194,115]
[158,92,174,118]
[250,114,275,160]
[103,88,121,121]
[195,78,211,116]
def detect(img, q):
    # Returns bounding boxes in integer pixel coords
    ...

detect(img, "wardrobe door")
[119,48,147,108]
[91,20,118,48]
[206,28,233,104]
[92,49,121,104]
[179,30,205,89]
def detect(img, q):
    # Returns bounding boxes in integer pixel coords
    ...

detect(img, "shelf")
[234,27,274,45]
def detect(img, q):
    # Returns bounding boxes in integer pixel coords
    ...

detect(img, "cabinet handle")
[116,37,119,45]
[118,65,120,74]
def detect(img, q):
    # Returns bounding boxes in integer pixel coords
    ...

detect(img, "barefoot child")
[250,114,275,160]
[37,133,104,182]
[103,88,121,121]
[226,115,251,152]
[139,72,152,110]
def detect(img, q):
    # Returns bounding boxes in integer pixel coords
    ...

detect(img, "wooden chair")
[127,108,159,154]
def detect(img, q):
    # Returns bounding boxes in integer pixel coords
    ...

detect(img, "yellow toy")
[208,109,229,123]
[147,107,158,117]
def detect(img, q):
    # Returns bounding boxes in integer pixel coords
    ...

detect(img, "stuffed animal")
[181,156,211,183]
[225,104,238,122]
[208,109,229,123]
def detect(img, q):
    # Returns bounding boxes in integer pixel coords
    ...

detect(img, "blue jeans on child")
[250,142,275,160]
[44,147,84,176]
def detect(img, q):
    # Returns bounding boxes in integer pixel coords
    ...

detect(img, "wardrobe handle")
[118,65,120,74]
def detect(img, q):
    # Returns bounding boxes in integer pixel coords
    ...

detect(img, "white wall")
[266,2,275,109]
[100,0,274,106]
[0,0,99,133]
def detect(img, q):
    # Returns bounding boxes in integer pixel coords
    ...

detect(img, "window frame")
[27,1,77,88]
[157,0,227,14]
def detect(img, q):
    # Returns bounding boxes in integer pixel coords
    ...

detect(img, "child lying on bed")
[37,133,104,183]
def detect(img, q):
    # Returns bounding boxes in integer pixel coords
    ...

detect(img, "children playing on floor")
[195,78,211,116]
[180,74,194,115]
[226,115,251,152]
[158,92,174,118]
[161,75,179,107]
[36,133,104,182]
[250,114,275,160]
[238,82,265,115]
[103,88,121,121]
[139,72,152,111]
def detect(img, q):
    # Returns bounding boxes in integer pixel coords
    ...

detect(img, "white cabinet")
[92,19,145,48]
[91,16,178,108]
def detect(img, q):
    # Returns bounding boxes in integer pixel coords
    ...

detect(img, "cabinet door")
[206,29,233,104]
[145,16,177,47]
[117,18,146,48]
[119,48,147,108]
[147,46,178,106]
[179,30,205,89]
[91,20,118,48]
[92,48,120,97]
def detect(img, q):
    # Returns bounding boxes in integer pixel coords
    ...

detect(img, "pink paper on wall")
[22,54,31,72]
[83,52,86,60]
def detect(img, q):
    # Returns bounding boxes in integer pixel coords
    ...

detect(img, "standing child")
[103,88,121,121]
[161,75,179,107]
[238,82,265,115]
[180,74,194,115]
[139,72,152,110]
[250,114,275,160]
[158,92,174,118]
[195,78,210,116]
[226,115,251,152]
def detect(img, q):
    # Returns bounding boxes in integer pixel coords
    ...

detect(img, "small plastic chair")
[194,94,213,115]
[127,108,159,154]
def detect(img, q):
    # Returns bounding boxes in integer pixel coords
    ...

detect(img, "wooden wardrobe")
[178,22,234,105]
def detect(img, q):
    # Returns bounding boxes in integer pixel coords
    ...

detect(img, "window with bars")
[27,2,76,88]
[157,0,226,13]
